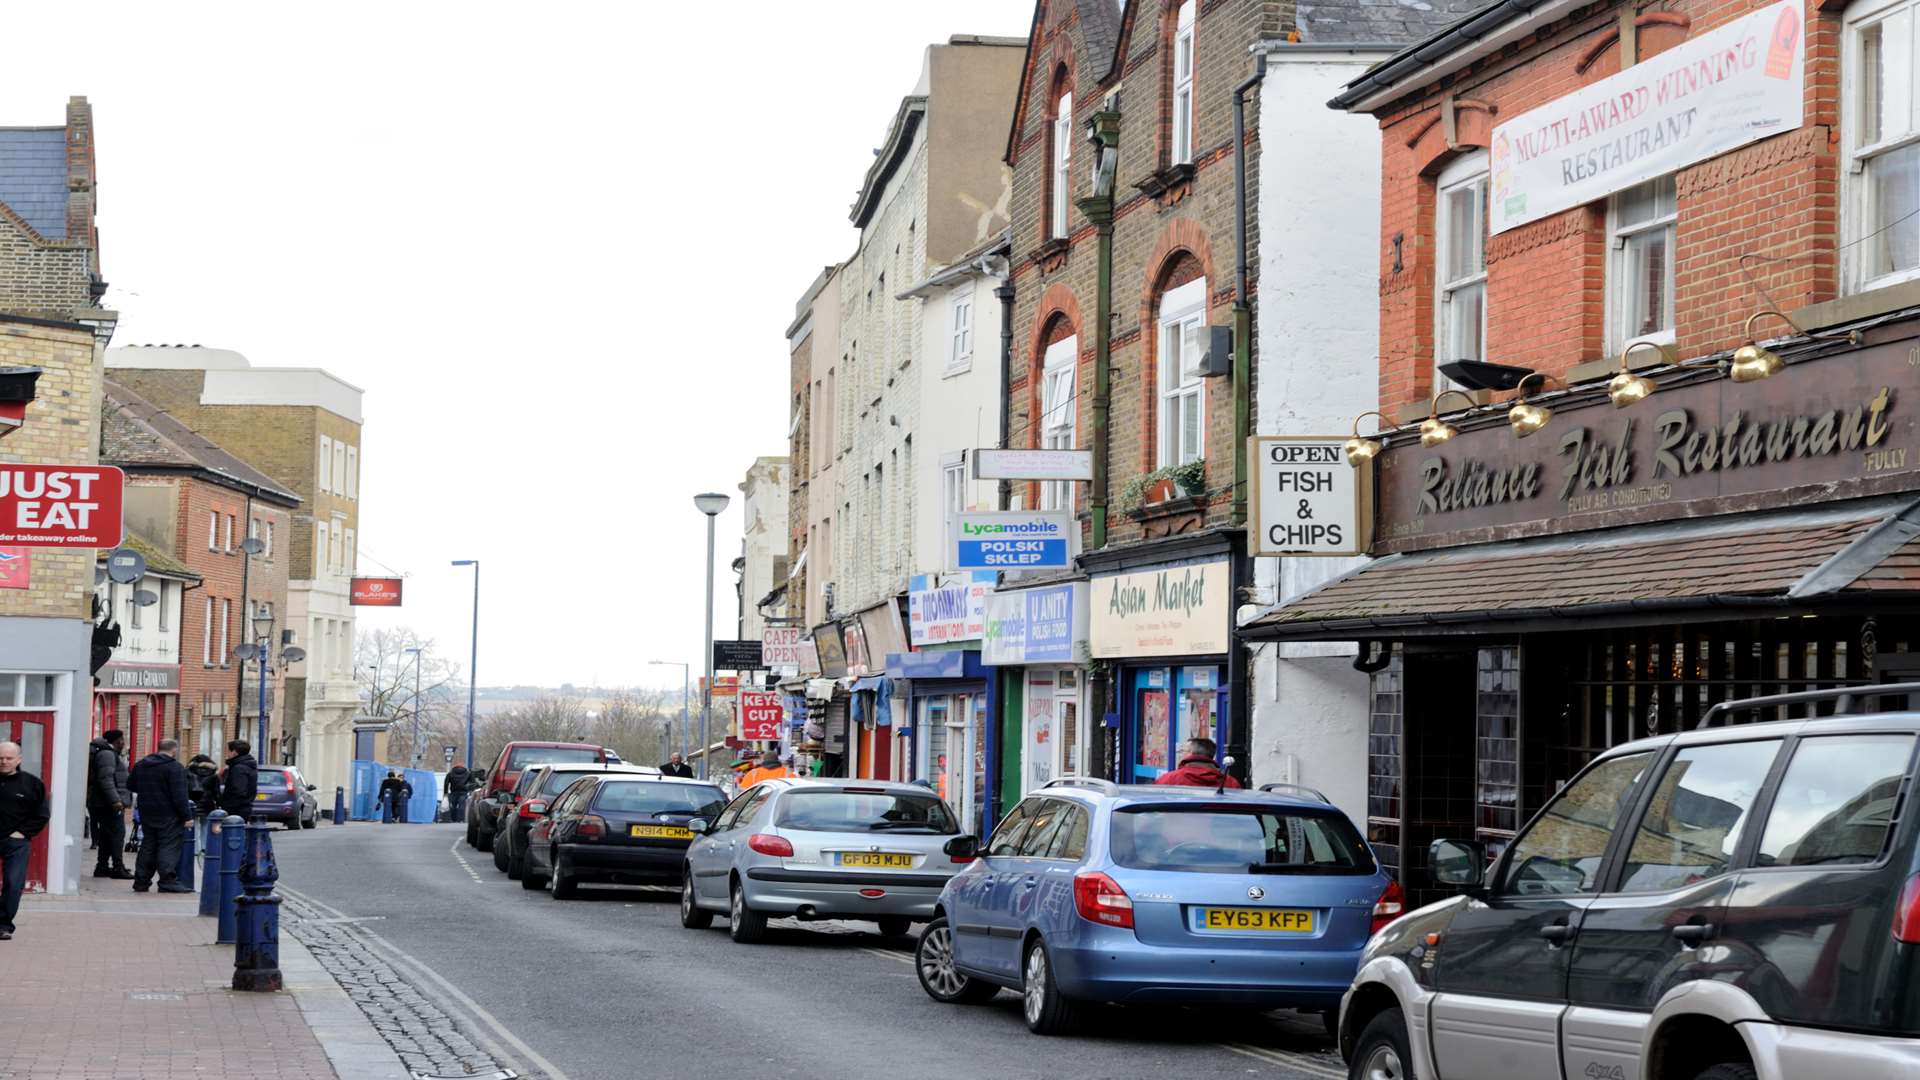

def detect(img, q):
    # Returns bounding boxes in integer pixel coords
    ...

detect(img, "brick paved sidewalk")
[0,876,386,1080]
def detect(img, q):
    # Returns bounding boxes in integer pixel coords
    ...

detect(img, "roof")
[1242,497,1920,640]
[99,528,199,582]
[0,128,68,239]
[100,381,303,506]
[1328,0,1574,111]
[1295,0,1502,46]
[1003,0,1125,164]
[850,97,928,228]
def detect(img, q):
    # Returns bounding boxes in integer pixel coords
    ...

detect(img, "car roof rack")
[1042,776,1120,794]
[1694,682,1920,729]
[1257,783,1330,803]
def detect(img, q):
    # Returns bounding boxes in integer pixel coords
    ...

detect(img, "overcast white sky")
[4,1,1034,688]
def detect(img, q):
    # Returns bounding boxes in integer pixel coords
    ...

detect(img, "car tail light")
[1371,878,1406,935]
[748,833,794,857]
[575,814,607,840]
[1895,874,1920,943]
[517,800,546,820]
[1072,871,1134,929]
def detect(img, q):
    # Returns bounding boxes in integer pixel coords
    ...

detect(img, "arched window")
[1154,255,1207,468]
[1039,316,1078,510]
[1051,72,1074,239]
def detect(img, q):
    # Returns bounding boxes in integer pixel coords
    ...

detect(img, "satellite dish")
[281,647,307,664]
[233,643,260,661]
[133,589,158,607]
[106,548,146,585]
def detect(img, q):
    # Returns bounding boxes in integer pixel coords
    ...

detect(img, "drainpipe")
[1079,110,1122,549]
[1231,53,1267,526]
[995,273,1015,511]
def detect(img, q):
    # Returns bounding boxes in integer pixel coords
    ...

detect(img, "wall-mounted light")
[1419,389,1478,447]
[1344,410,1394,467]
[1608,340,1665,408]
[1506,373,1560,438]
[1729,310,1802,383]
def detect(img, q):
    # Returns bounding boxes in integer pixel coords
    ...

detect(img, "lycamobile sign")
[953,511,1073,570]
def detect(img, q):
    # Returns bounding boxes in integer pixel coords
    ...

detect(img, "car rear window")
[540,769,609,796]
[774,790,958,834]
[256,770,291,791]
[507,746,599,770]
[1757,734,1916,867]
[594,781,726,819]
[1111,805,1375,874]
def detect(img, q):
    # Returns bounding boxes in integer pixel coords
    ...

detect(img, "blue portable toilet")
[402,767,437,823]
[349,760,384,821]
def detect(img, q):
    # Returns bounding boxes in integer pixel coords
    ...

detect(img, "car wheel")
[915,917,997,1005]
[466,819,478,847]
[1021,939,1081,1036]
[506,844,527,881]
[476,824,494,852]
[300,812,317,830]
[875,916,912,939]
[492,838,509,872]
[520,864,545,890]
[1692,1067,1758,1080]
[728,881,767,943]
[680,870,714,929]
[548,852,577,899]
[1349,1008,1413,1080]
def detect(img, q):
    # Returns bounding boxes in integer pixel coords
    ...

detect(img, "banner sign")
[983,582,1088,666]
[99,662,179,693]
[954,511,1073,569]
[0,464,123,548]
[1490,0,1803,234]
[349,577,404,606]
[712,639,765,670]
[0,546,28,589]
[907,571,994,646]
[812,623,848,678]
[739,690,783,741]
[1250,437,1372,556]
[761,625,804,668]
[1090,558,1231,659]
[972,448,1094,481]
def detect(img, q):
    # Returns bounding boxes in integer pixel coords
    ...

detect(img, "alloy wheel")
[919,924,964,998]
[682,877,695,918]
[1023,945,1047,1026]
[1360,1044,1405,1080]
[731,886,743,923]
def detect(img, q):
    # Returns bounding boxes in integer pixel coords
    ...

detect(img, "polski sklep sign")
[1490,0,1803,234]
[907,572,993,646]
[954,511,1073,569]
[1249,437,1371,557]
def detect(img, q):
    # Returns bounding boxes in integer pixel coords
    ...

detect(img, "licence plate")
[834,852,913,868]
[254,793,269,801]
[1194,907,1315,933]
[629,824,693,839]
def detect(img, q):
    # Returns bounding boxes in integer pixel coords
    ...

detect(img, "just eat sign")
[0,464,123,548]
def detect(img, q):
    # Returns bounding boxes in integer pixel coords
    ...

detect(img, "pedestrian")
[86,729,133,879]
[217,740,258,821]
[739,750,792,790]
[394,773,414,823]
[1153,737,1242,789]
[377,771,405,823]
[128,738,193,893]
[185,754,221,815]
[443,764,470,821]
[0,741,49,939]
[660,753,693,779]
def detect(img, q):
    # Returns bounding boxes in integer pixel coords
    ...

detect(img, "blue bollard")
[199,811,226,917]
[332,786,346,825]
[175,814,197,891]
[232,820,282,991]
[216,815,244,944]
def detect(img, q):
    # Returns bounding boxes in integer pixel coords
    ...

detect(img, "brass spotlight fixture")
[1506,373,1562,438]
[1343,410,1393,467]
[1419,389,1478,448]
[1729,310,1803,383]
[1608,340,1666,407]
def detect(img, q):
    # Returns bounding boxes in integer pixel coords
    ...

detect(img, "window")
[987,798,1037,856]
[1045,804,1090,860]
[334,442,347,495]
[1618,740,1778,892]
[319,436,333,492]
[948,290,973,373]
[224,515,235,553]
[1172,0,1196,165]
[157,582,169,632]
[943,459,966,520]
[1052,90,1073,239]
[1040,334,1078,510]
[1016,799,1072,857]
[1435,152,1489,386]
[1758,734,1916,866]
[207,511,219,551]
[129,581,142,628]
[265,522,274,559]
[774,790,957,833]
[1157,279,1206,468]
[345,446,358,499]
[316,523,329,574]
[218,598,231,665]
[1846,0,1920,290]
[1498,751,1652,896]
[1609,176,1677,347]
[344,528,356,574]
[202,597,213,664]
[1111,806,1374,873]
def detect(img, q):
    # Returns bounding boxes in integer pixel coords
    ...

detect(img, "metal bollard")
[232,820,283,991]
[216,815,244,944]
[199,811,226,917]
[332,786,346,825]
[175,814,197,891]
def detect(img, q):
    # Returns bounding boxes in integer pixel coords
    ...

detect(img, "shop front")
[887,648,994,836]
[93,661,180,759]
[807,622,850,775]
[1090,554,1234,784]
[982,579,1091,806]
[845,601,909,780]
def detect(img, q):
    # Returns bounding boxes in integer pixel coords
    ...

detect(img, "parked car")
[253,765,319,830]
[523,774,727,897]
[914,778,1398,1036]
[465,740,612,851]
[494,762,660,878]
[680,779,970,943]
[1338,684,1920,1080]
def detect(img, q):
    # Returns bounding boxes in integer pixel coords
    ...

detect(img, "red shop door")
[6,712,53,891]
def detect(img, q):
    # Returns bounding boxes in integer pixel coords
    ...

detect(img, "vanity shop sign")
[1372,337,1917,554]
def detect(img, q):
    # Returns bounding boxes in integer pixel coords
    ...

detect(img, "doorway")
[1400,649,1478,909]
[3,711,53,891]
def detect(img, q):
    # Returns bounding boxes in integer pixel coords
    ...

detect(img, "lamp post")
[452,560,479,771]
[402,646,423,765]
[249,606,275,759]
[647,659,690,764]
[693,493,730,779]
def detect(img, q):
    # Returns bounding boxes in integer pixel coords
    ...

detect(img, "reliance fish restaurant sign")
[1490,0,1803,234]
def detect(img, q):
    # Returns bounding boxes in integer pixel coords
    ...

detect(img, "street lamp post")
[452,560,479,771]
[403,646,423,765]
[250,607,274,759]
[693,493,730,780]
[647,660,691,765]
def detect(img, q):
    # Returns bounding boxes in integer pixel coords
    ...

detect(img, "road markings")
[860,946,914,965]
[449,832,486,884]
[1220,1042,1346,1079]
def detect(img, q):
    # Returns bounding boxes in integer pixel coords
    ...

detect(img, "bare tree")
[471,689,682,769]
[355,627,462,767]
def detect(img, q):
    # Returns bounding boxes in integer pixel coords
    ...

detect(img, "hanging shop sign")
[761,625,804,669]
[99,662,180,693]
[812,623,848,678]
[712,639,765,670]
[0,546,27,589]
[1249,436,1372,557]
[796,635,822,677]
[1373,335,1920,554]
[954,511,1073,570]
[1490,0,1803,234]
[972,448,1094,481]
[859,603,908,673]
[908,572,994,646]
[349,577,404,606]
[738,690,783,741]
[1089,558,1231,659]
[983,582,1089,666]
[0,463,124,548]
[843,619,873,677]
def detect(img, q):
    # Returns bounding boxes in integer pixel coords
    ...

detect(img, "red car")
[465,740,613,851]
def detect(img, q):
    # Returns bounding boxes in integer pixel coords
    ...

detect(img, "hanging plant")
[1170,459,1207,496]
[1117,460,1208,513]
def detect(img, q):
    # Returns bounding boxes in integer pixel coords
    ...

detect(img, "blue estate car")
[915,778,1402,1035]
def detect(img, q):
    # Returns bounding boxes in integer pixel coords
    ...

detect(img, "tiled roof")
[101,529,199,581]
[1076,0,1122,70]
[100,381,302,506]
[1298,0,1500,45]
[0,128,67,239]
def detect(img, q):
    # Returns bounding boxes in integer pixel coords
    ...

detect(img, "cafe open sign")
[0,464,123,548]
[1249,437,1371,557]
[350,577,404,606]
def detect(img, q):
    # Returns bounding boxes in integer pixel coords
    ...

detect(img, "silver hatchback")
[680,778,971,944]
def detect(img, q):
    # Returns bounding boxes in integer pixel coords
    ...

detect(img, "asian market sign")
[0,464,123,548]
[1090,559,1230,659]
[1249,437,1371,557]
[738,690,783,741]
[349,577,404,606]
[954,511,1073,569]
[1490,0,1803,234]
[983,582,1088,665]
[907,571,993,646]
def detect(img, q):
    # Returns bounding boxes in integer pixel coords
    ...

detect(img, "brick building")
[90,532,197,761]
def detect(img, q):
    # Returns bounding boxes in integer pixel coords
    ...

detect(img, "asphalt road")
[273,821,1349,1080]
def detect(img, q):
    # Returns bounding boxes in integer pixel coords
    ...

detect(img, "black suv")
[1341,685,1920,1080]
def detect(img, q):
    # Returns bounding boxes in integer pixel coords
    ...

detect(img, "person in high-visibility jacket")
[740,751,792,790]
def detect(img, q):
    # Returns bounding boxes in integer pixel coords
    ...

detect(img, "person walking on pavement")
[0,741,49,939]
[1153,737,1242,789]
[659,753,693,779]
[377,771,405,823]
[86,729,133,879]
[443,764,470,821]
[217,740,258,821]
[739,750,792,790]
[128,739,192,893]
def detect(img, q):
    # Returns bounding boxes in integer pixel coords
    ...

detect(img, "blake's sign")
[350,577,404,606]
[0,464,123,548]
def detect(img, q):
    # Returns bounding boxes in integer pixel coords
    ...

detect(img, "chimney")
[66,96,98,274]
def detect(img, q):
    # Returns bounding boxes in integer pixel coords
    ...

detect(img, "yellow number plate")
[629,824,694,839]
[835,852,913,868]
[1196,907,1315,933]
[254,793,269,801]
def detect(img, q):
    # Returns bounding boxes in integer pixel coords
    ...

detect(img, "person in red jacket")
[1154,737,1241,788]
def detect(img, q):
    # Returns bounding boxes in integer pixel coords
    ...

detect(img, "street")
[273,823,1347,1080]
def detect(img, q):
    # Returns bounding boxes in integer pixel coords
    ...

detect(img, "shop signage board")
[1371,334,1920,554]
[349,577,404,606]
[1491,0,1804,233]
[738,690,783,741]
[761,626,804,668]
[843,620,872,676]
[983,582,1089,665]
[812,624,848,678]
[712,639,765,670]
[954,511,1073,569]
[99,662,179,693]
[972,448,1094,481]
[1089,558,1231,659]
[907,571,994,646]
[0,464,123,548]
[796,636,822,677]
[0,546,27,589]
[1249,436,1371,556]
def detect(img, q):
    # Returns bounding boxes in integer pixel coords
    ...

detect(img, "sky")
[2,1,1035,688]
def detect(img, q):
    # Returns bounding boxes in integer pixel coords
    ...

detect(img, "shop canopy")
[1241,496,1920,641]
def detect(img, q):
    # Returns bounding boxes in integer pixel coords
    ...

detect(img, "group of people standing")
[83,730,259,895]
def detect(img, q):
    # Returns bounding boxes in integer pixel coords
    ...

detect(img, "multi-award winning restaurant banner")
[1490,0,1803,234]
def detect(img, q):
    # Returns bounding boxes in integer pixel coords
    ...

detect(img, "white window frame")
[319,436,333,492]
[1844,0,1920,293]
[208,511,219,551]
[947,287,974,375]
[1607,176,1678,351]
[1040,334,1079,510]
[1052,91,1073,239]
[1156,279,1207,469]
[129,579,142,629]
[334,443,347,496]
[157,581,169,633]
[345,446,358,499]
[223,514,234,553]
[1434,151,1490,389]
[265,521,274,560]
[203,597,213,665]
[1172,0,1197,165]
[344,528,356,574]
[316,522,329,575]
[218,598,231,666]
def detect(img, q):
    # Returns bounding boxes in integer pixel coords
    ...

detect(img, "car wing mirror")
[306,784,317,791]
[943,834,980,860]
[1429,838,1487,891]
[687,818,711,835]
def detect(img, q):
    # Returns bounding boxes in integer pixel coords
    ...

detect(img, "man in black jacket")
[660,753,694,779]
[0,740,49,939]
[218,740,258,821]
[443,764,470,822]
[128,739,192,893]
[86,730,133,879]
